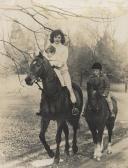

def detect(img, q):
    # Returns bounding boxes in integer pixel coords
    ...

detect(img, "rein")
[35,81,43,91]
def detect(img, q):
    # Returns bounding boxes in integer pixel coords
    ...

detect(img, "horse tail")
[111,96,118,118]
[72,82,83,112]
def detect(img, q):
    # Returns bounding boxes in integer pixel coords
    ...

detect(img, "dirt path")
[0,76,128,168]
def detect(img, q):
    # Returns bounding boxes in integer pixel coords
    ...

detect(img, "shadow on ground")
[6,119,128,168]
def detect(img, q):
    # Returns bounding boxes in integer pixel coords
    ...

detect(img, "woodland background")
[0,0,128,86]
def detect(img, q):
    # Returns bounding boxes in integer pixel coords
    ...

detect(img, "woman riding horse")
[37,29,79,116]
[25,30,83,164]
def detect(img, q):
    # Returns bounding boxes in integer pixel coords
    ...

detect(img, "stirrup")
[36,112,41,116]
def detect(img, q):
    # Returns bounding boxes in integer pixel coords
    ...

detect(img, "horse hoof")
[107,150,112,154]
[93,155,97,159]
[64,150,70,156]
[48,150,54,158]
[101,149,104,153]
[52,163,59,168]
[54,157,60,164]
[72,146,78,154]
[96,157,101,161]
[64,152,70,162]
[107,144,112,154]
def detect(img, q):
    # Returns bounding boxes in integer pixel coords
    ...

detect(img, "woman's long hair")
[50,29,65,44]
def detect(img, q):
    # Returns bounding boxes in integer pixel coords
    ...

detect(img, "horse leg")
[106,123,113,154]
[96,128,104,161]
[100,134,104,152]
[39,119,54,158]
[63,122,70,156]
[54,121,63,164]
[92,130,98,159]
[72,125,78,154]
[87,123,97,159]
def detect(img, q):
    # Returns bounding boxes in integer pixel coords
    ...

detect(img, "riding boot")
[82,111,86,117]
[72,103,79,116]
[82,106,87,117]
[82,101,88,117]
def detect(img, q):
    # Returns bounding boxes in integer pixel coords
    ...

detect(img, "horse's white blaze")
[107,143,112,154]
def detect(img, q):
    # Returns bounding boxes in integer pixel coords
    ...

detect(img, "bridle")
[31,56,47,91]
[34,80,43,91]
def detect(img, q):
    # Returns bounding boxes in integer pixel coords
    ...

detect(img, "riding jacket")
[87,73,110,97]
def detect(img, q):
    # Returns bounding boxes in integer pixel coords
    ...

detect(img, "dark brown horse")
[25,52,83,164]
[84,88,118,161]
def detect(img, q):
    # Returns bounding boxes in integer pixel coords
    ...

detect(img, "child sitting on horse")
[37,30,79,116]
[82,62,115,118]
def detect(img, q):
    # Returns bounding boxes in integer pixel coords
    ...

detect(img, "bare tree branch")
[33,32,42,52]
[0,39,29,55]
[31,7,49,19]
[0,39,30,67]
[2,40,24,86]
[4,15,42,33]
[35,5,78,17]
[35,4,114,22]
[0,51,22,69]
[17,5,53,31]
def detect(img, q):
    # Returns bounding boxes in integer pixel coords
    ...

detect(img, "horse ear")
[39,51,44,59]
[39,51,42,57]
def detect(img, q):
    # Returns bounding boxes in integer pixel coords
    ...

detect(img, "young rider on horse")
[82,62,115,118]
[37,29,79,116]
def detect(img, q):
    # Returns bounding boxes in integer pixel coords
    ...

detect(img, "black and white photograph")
[0,0,128,167]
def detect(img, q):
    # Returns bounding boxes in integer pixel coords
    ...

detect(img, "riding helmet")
[92,62,102,70]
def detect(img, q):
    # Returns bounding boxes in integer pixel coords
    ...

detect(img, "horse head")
[25,52,50,86]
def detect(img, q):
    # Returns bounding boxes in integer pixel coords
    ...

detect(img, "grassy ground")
[0,75,128,168]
